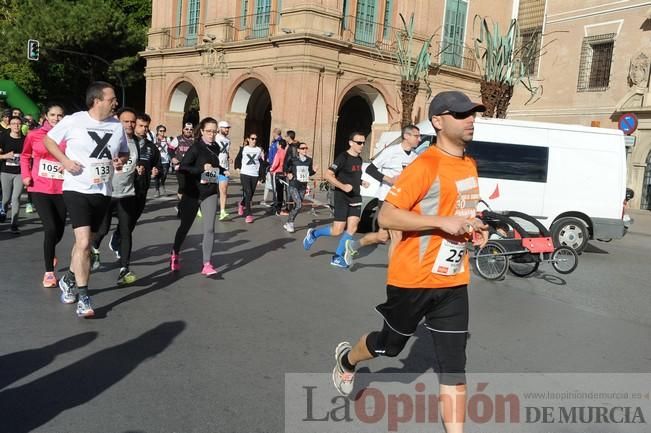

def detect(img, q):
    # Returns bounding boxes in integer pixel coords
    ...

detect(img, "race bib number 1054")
[39,160,64,180]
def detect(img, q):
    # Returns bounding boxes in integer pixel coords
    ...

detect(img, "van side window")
[467,141,549,183]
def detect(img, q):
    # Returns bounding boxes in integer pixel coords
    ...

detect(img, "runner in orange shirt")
[331,91,489,433]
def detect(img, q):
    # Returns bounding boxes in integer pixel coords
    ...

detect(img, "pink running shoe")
[42,272,57,288]
[245,215,254,223]
[238,202,244,216]
[170,251,181,271]
[201,262,218,276]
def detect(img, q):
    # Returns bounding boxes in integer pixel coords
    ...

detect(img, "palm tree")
[394,14,436,127]
[472,16,543,118]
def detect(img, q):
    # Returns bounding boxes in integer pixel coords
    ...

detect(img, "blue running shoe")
[303,228,316,250]
[330,255,348,269]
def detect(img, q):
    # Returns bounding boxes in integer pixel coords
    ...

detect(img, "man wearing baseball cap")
[215,120,231,220]
[331,90,489,433]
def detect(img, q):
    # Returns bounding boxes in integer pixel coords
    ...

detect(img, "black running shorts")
[333,191,362,222]
[375,285,469,336]
[63,191,111,232]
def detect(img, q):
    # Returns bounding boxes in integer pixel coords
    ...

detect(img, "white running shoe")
[76,295,95,318]
[332,341,355,397]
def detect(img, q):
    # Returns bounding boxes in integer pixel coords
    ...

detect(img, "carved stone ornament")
[628,52,650,89]
[201,47,228,76]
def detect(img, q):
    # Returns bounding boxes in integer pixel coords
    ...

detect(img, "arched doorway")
[231,78,272,151]
[642,150,651,210]
[169,81,200,129]
[335,84,388,159]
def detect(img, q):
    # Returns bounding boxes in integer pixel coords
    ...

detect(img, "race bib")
[90,160,113,184]
[218,153,228,169]
[5,153,20,167]
[296,165,310,182]
[200,169,219,184]
[432,239,467,276]
[38,160,64,180]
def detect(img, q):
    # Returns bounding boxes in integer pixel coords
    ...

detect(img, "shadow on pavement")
[351,326,435,397]
[89,267,179,318]
[0,321,185,433]
[216,237,295,276]
[583,242,609,254]
[0,332,98,390]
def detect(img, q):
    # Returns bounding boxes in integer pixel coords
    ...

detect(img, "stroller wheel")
[509,255,540,277]
[475,241,508,280]
[551,246,578,274]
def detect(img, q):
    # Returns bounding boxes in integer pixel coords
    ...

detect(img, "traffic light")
[27,39,39,61]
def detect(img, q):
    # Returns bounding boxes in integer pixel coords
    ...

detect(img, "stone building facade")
[508,0,651,210]
[142,1,651,209]
[141,0,513,173]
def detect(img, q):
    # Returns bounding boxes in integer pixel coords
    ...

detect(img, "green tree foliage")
[0,0,150,110]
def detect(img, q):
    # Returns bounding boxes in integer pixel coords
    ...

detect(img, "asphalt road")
[1,180,650,433]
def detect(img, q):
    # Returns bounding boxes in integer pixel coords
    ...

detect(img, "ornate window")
[516,0,545,77]
[441,0,468,68]
[186,0,200,44]
[577,33,615,92]
[642,150,651,210]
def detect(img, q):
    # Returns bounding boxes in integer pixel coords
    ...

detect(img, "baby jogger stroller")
[474,209,579,280]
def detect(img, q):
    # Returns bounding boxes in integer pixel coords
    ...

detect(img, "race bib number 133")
[90,160,113,184]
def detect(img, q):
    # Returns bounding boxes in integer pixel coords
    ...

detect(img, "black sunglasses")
[299,146,308,150]
[440,111,477,120]
[351,140,365,145]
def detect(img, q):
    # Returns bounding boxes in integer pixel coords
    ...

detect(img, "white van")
[358,117,629,253]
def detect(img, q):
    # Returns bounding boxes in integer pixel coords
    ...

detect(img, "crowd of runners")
[3,81,491,432]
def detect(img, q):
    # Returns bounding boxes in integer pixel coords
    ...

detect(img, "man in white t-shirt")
[215,120,231,220]
[44,81,129,318]
[343,124,420,266]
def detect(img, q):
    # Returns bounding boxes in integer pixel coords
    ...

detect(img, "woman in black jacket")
[170,117,225,276]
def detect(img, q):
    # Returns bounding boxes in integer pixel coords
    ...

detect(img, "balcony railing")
[224,11,278,42]
[340,15,401,52]
[435,41,477,73]
[160,23,205,49]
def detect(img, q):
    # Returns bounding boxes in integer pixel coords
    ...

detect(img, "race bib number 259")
[432,239,467,276]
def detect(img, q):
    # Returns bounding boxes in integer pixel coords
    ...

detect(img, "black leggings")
[31,193,66,273]
[240,173,258,217]
[272,173,286,212]
[172,194,200,254]
[155,163,170,190]
[93,196,138,268]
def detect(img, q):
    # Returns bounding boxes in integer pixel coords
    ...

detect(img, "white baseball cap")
[218,120,231,128]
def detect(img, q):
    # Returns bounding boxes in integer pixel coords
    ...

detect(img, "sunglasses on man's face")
[440,110,477,120]
[249,137,257,140]
[351,140,365,145]
[299,146,308,150]
[158,129,166,133]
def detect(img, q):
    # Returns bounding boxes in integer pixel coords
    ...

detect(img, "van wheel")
[358,199,378,233]
[551,217,588,254]
[371,206,380,232]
